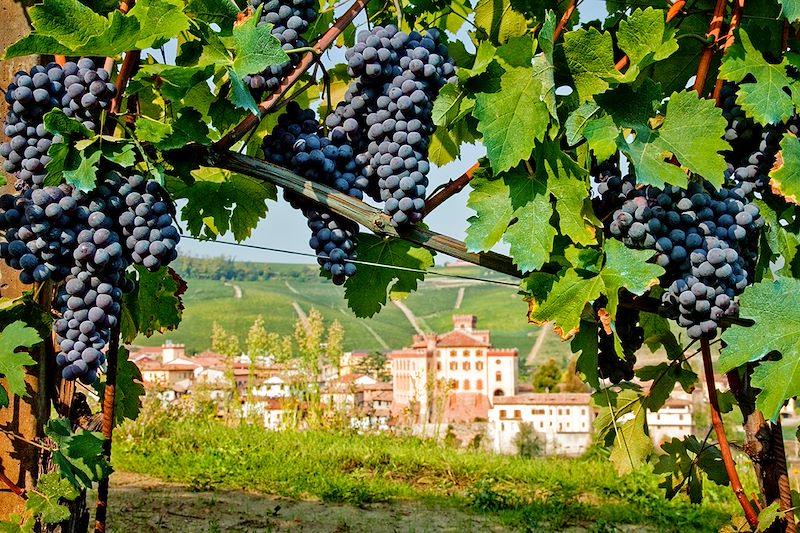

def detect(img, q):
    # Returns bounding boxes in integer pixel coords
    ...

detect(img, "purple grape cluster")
[1,59,115,190]
[262,102,360,284]
[325,25,456,226]
[244,0,317,95]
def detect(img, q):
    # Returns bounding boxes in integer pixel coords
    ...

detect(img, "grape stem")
[215,0,369,151]
[0,462,26,500]
[701,337,759,529]
[110,50,141,115]
[424,162,480,215]
[93,326,120,533]
[712,0,745,103]
[552,0,577,42]
[693,0,728,95]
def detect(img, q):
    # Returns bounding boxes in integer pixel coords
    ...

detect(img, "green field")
[113,413,739,532]
[135,263,573,365]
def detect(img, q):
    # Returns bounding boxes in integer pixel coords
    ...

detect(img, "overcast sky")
[176,3,608,264]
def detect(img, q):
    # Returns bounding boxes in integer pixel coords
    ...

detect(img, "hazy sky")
[176,3,608,264]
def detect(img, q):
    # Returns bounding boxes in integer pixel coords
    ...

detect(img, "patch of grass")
[114,416,736,532]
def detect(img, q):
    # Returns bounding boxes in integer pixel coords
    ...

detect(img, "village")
[129,315,779,456]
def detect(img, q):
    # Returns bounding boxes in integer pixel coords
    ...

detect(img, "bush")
[514,422,544,458]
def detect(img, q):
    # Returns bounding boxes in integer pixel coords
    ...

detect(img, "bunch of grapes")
[594,300,642,384]
[244,0,317,95]
[326,25,456,226]
[262,102,360,284]
[1,59,115,191]
[604,177,763,339]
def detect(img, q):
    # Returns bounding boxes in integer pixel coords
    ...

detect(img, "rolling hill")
[134,262,575,368]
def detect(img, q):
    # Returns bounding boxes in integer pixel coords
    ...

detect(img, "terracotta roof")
[487,348,518,356]
[388,349,428,358]
[493,393,592,406]
[435,331,490,348]
[357,381,393,391]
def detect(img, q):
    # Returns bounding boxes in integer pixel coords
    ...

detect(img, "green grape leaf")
[93,347,145,426]
[227,68,260,115]
[770,133,800,204]
[563,27,622,102]
[45,419,111,489]
[779,0,800,22]
[343,234,434,318]
[474,66,550,173]
[4,0,188,58]
[63,149,102,192]
[535,142,597,245]
[720,28,800,125]
[230,7,288,77]
[640,311,682,360]
[135,116,173,144]
[593,388,653,474]
[720,278,800,420]
[636,362,697,410]
[496,34,536,69]
[754,199,800,277]
[528,269,603,339]
[473,0,528,44]
[127,0,191,50]
[185,0,241,24]
[432,84,474,128]
[655,436,727,503]
[616,8,679,76]
[620,91,729,188]
[527,241,662,339]
[174,168,275,241]
[465,167,556,272]
[43,109,94,141]
[571,318,600,388]
[600,240,664,317]
[757,503,785,532]
[26,472,79,524]
[0,321,41,408]
[121,267,186,343]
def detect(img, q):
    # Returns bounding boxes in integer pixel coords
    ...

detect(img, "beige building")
[389,315,518,423]
[487,393,594,455]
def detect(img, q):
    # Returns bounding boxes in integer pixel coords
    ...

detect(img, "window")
[496,359,501,365]
[463,350,470,357]
[514,410,521,419]
[540,421,544,429]
[450,362,457,371]
[581,408,586,416]
[450,350,457,357]
[532,408,545,415]
[476,350,483,357]
[558,409,562,416]
[464,379,470,390]
[495,371,502,381]
[476,361,484,370]
[566,408,571,415]
[476,379,483,390]
[500,409,507,419]
[450,379,458,390]
[436,362,441,371]
[463,362,470,370]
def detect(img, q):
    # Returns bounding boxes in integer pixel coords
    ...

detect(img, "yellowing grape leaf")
[770,133,800,204]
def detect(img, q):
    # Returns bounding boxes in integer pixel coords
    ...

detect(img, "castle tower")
[452,315,477,332]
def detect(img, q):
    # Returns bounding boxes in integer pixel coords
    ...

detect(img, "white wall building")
[647,397,694,445]
[487,393,594,456]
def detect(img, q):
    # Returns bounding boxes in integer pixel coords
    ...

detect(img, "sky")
[175,3,608,265]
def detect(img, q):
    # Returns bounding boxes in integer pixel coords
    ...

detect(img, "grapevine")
[0,0,799,530]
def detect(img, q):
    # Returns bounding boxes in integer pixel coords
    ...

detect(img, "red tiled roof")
[487,348,518,357]
[435,331,490,348]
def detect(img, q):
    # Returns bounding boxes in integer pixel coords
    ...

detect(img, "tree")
[1,0,799,529]
[532,359,562,393]
[514,423,545,458]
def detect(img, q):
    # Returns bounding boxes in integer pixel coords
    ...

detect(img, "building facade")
[487,393,594,456]
[389,315,518,423]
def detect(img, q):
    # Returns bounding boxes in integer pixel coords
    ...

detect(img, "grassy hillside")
[134,263,574,366]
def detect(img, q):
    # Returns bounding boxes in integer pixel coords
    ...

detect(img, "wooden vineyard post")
[0,1,47,520]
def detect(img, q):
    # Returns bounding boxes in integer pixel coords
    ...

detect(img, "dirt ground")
[105,471,514,533]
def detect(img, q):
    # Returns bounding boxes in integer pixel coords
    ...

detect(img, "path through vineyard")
[105,472,658,533]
